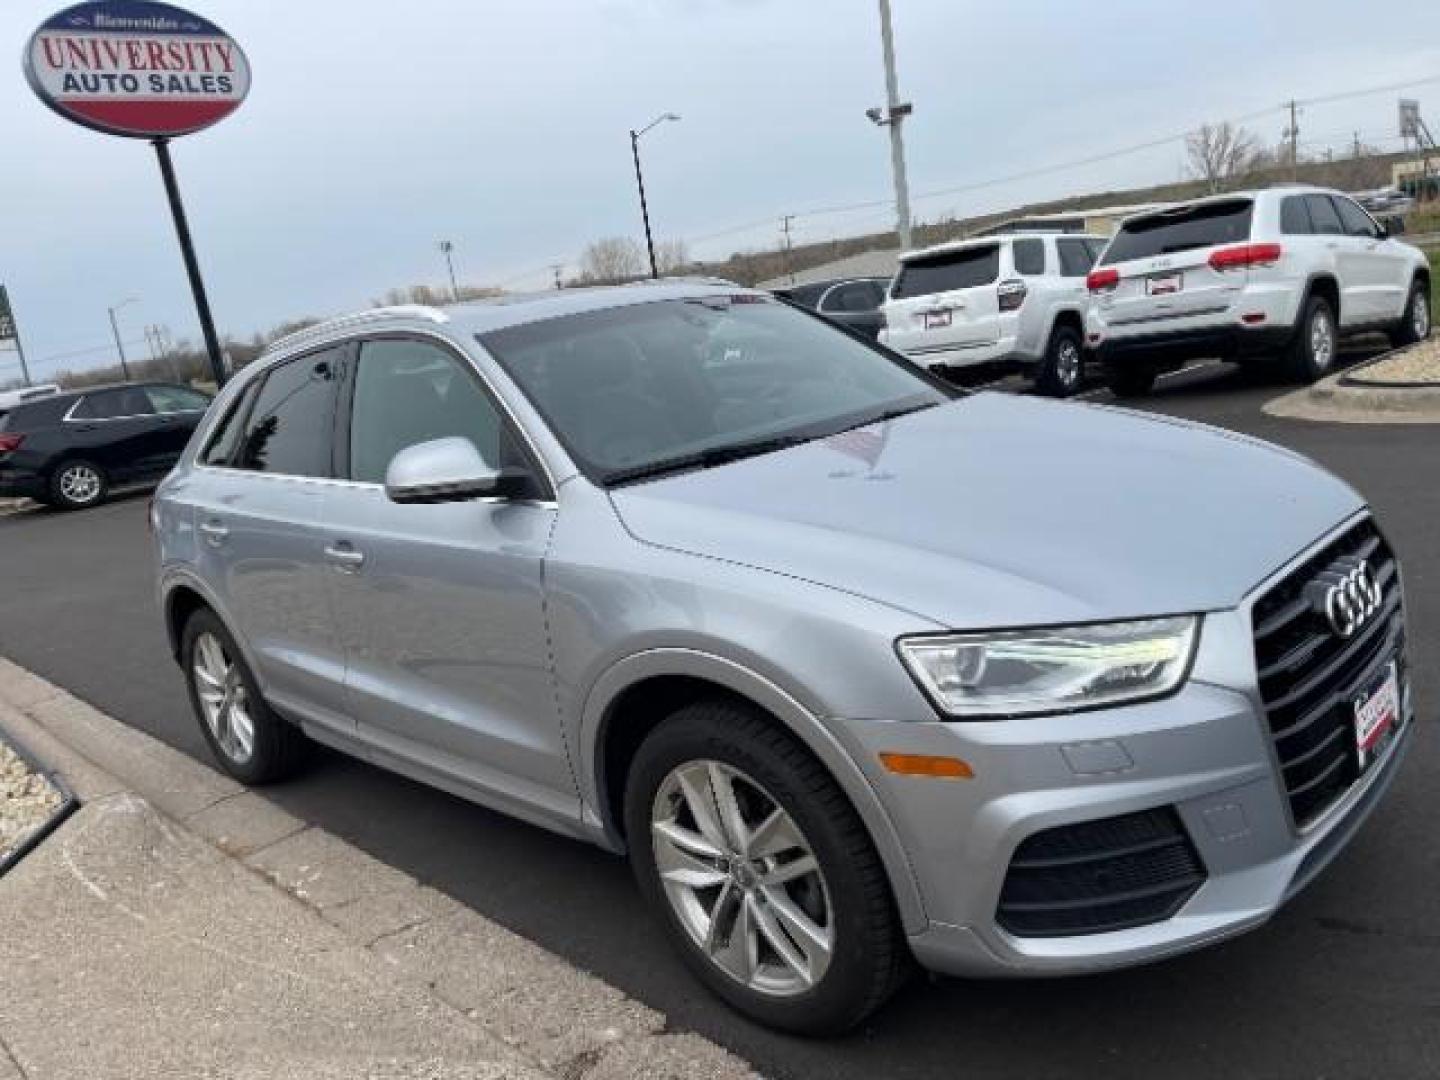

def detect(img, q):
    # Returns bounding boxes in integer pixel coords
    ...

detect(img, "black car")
[0,381,211,510]
[773,276,891,339]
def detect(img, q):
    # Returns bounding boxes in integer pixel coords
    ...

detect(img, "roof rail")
[263,304,450,356]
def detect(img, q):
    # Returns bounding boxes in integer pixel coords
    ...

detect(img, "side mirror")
[384,437,529,504]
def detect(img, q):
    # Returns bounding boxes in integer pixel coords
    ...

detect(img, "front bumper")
[827,564,1413,978]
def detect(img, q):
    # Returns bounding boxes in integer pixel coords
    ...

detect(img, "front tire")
[624,701,908,1034]
[49,459,107,510]
[1392,279,1431,347]
[181,608,307,784]
[1284,294,1338,383]
[1036,325,1085,397]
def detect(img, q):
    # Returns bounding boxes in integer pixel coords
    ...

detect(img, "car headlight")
[897,616,1199,719]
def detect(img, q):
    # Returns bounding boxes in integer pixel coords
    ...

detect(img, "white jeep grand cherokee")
[1086,186,1431,396]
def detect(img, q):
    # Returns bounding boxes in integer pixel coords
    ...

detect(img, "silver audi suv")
[153,282,1413,1034]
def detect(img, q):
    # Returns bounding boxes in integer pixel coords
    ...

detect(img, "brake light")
[0,433,24,454]
[1208,243,1282,271]
[1086,267,1119,292]
[997,279,1027,312]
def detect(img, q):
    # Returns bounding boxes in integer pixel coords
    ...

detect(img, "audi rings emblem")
[1314,560,1383,639]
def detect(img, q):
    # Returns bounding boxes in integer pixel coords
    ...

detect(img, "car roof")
[262,278,760,359]
[899,232,1107,263]
[11,380,172,406]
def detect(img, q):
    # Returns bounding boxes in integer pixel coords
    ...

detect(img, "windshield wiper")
[836,398,940,432]
[605,433,814,486]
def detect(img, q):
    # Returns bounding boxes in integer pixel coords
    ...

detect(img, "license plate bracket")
[1353,662,1400,772]
[1147,272,1184,296]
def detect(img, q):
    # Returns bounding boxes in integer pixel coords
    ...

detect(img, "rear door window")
[1100,199,1254,264]
[1332,196,1380,239]
[891,245,1000,298]
[1304,195,1345,235]
[71,387,156,420]
[1011,239,1046,276]
[1280,196,1313,235]
[1057,238,1099,277]
[234,348,344,476]
[201,380,263,467]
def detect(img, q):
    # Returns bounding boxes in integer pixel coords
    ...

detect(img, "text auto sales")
[37,35,238,95]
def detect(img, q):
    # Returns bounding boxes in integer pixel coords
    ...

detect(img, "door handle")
[324,543,366,572]
[198,520,229,546]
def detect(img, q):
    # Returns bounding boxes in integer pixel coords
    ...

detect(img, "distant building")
[974,202,1168,239]
[756,248,901,290]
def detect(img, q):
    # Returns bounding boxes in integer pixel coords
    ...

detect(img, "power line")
[679,72,1440,252]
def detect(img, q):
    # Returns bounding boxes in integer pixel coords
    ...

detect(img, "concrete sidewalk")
[0,658,756,1080]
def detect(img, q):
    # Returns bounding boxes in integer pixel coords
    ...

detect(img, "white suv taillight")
[1207,242,1282,271]
[997,279,1027,312]
[1086,267,1119,292]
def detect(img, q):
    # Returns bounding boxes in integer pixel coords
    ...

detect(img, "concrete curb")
[1262,365,1440,425]
[0,656,758,1080]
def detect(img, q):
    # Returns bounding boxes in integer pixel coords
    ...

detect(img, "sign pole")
[151,137,227,388]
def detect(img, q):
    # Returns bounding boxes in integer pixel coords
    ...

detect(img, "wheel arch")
[159,571,263,685]
[581,648,928,933]
[1048,307,1085,342]
[1301,273,1341,328]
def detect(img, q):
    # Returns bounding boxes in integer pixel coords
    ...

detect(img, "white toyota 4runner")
[879,233,1107,396]
[1086,186,1432,396]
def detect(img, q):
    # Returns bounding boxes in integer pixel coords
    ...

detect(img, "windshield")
[480,296,951,485]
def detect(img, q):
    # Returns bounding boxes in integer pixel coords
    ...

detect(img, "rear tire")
[1283,294,1338,383]
[1105,364,1158,398]
[49,459,107,511]
[1036,325,1085,397]
[624,700,909,1034]
[181,608,308,784]
[1392,279,1431,347]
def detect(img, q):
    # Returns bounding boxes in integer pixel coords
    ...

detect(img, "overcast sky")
[3,0,1439,381]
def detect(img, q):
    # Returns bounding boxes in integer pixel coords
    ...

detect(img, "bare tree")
[654,239,691,275]
[1185,122,1260,194]
[579,237,646,283]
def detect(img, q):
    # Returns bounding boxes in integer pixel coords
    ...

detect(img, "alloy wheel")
[192,631,256,763]
[1056,340,1082,390]
[1413,292,1430,340]
[58,464,102,505]
[1311,308,1335,371]
[650,760,834,997]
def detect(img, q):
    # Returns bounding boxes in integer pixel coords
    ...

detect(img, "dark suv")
[0,381,211,509]
[773,277,890,339]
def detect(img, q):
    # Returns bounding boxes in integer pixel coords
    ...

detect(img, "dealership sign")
[24,0,250,139]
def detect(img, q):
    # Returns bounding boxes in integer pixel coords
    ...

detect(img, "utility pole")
[551,264,564,290]
[106,298,136,382]
[1353,131,1363,159]
[780,214,796,284]
[438,240,459,301]
[1285,99,1301,180]
[873,0,914,250]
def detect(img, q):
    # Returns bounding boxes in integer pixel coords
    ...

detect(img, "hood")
[609,393,1364,629]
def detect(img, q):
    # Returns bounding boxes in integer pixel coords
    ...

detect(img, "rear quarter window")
[891,245,1000,299]
[1011,239,1046,276]
[1101,199,1254,264]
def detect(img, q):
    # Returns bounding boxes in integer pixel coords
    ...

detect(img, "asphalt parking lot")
[1,359,1437,1079]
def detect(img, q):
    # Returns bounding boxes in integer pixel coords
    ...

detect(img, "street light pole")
[106,297,137,382]
[438,240,459,301]
[873,0,914,250]
[629,113,680,279]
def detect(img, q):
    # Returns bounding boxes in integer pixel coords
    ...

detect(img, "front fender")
[579,646,928,933]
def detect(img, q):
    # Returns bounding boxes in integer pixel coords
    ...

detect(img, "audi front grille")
[1250,518,1407,830]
